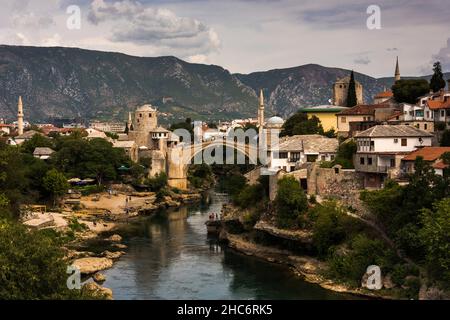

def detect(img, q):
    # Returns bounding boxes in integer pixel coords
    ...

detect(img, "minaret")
[17,96,24,135]
[395,56,400,82]
[127,111,133,131]
[258,89,265,128]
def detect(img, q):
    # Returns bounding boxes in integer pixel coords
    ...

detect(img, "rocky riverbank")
[21,184,205,299]
[219,204,398,300]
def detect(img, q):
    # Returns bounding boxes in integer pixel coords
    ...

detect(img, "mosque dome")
[266,116,284,126]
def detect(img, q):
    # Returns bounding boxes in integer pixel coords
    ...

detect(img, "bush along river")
[101,191,352,300]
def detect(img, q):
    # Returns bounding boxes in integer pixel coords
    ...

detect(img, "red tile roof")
[432,160,448,170]
[403,147,450,161]
[337,104,390,116]
[375,91,394,98]
[426,99,450,110]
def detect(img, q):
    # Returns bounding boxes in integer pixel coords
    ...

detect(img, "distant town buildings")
[89,121,126,133]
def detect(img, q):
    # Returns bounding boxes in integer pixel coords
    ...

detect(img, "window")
[442,110,445,117]
[401,138,407,146]
[424,124,428,130]
[370,141,375,151]
[390,159,395,167]
[330,155,335,161]
[290,152,301,161]
[149,113,152,118]
[321,155,326,161]
[306,155,318,162]
[360,157,365,165]
[368,157,373,165]
[341,117,346,123]
[139,113,142,118]
[279,152,288,159]
[394,138,398,143]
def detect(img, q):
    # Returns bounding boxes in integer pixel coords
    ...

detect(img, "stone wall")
[308,164,364,197]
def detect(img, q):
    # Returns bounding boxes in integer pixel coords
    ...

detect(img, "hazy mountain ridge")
[0,45,445,122]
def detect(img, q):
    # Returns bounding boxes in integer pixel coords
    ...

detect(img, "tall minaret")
[258,89,265,128]
[395,56,401,82]
[17,96,24,135]
[127,111,133,131]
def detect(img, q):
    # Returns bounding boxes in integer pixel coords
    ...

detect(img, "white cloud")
[432,38,450,72]
[87,0,220,57]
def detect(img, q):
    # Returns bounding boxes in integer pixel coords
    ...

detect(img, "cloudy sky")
[1,0,450,77]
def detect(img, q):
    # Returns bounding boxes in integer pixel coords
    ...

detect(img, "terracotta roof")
[375,91,394,98]
[354,125,433,138]
[432,160,448,170]
[402,147,450,161]
[337,104,390,116]
[426,99,450,110]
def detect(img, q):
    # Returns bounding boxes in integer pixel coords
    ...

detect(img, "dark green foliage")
[52,137,129,185]
[42,169,69,206]
[361,159,450,285]
[322,140,356,169]
[327,235,394,287]
[233,183,265,209]
[105,132,119,140]
[441,129,450,146]
[429,61,446,93]
[221,174,247,197]
[392,79,430,104]
[170,119,194,142]
[145,173,168,192]
[419,198,450,285]
[188,164,214,189]
[346,70,357,107]
[0,219,96,299]
[310,202,349,256]
[275,176,308,228]
[280,112,324,137]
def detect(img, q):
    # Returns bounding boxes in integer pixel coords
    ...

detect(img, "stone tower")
[17,96,24,135]
[395,56,401,82]
[132,104,158,147]
[258,89,265,128]
[332,76,363,106]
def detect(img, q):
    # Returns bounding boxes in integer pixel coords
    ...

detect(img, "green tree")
[346,70,357,107]
[280,112,324,137]
[0,219,96,299]
[419,198,450,284]
[392,79,430,104]
[311,201,349,256]
[43,169,69,206]
[275,176,308,227]
[429,61,446,93]
[441,129,450,147]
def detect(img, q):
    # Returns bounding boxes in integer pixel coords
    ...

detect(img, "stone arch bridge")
[166,140,260,189]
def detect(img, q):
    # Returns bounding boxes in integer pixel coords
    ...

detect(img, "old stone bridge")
[166,140,260,189]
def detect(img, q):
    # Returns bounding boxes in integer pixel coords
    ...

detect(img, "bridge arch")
[166,140,260,190]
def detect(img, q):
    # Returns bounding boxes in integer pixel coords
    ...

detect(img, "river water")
[102,192,350,300]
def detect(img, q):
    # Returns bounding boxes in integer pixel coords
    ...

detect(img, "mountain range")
[0,45,447,124]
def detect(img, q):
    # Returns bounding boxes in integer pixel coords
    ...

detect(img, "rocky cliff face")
[0,45,443,123]
[0,45,257,123]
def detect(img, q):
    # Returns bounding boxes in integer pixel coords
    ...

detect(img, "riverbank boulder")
[102,250,125,260]
[82,282,113,300]
[106,234,122,242]
[93,272,106,283]
[72,257,114,274]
